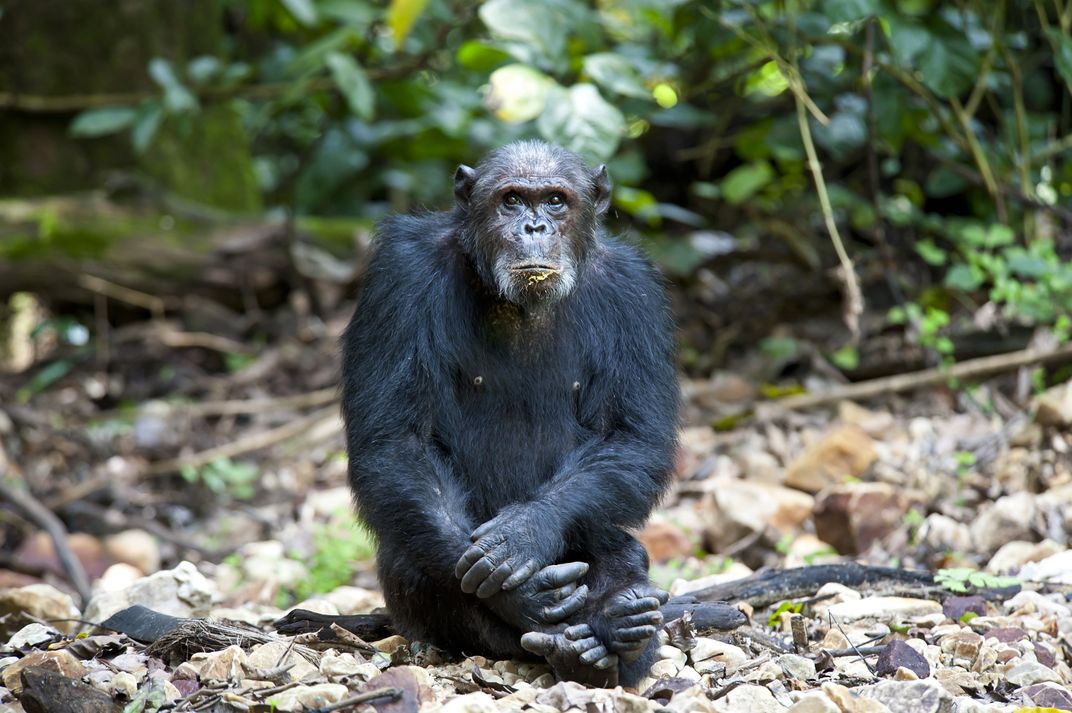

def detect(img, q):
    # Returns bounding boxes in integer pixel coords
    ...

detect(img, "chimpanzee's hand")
[483,562,589,631]
[455,504,560,598]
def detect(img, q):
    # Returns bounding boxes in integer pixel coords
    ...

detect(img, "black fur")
[340,141,678,686]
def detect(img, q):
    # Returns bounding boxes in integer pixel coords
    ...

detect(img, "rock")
[1017,548,1072,584]
[983,627,1027,643]
[1034,381,1072,427]
[825,597,942,625]
[1004,660,1061,687]
[669,562,752,596]
[83,561,217,623]
[858,679,953,713]
[837,402,896,438]
[648,659,680,678]
[324,585,384,614]
[441,692,499,713]
[736,450,783,484]
[916,515,972,554]
[268,683,349,711]
[822,682,892,713]
[969,493,1038,555]
[1020,682,1072,709]
[932,668,979,696]
[289,598,340,616]
[875,640,930,679]
[16,666,120,713]
[0,584,81,635]
[104,529,160,574]
[14,531,112,581]
[688,638,748,674]
[945,631,983,664]
[4,623,60,651]
[246,641,318,682]
[712,684,783,713]
[95,563,145,593]
[777,653,816,680]
[2,649,86,694]
[657,645,687,669]
[783,533,840,567]
[193,645,246,683]
[701,479,814,551]
[320,651,364,680]
[987,540,1063,573]
[638,519,694,563]
[813,483,925,555]
[941,596,987,621]
[239,541,309,588]
[359,666,435,713]
[788,692,841,713]
[109,670,138,700]
[784,425,877,493]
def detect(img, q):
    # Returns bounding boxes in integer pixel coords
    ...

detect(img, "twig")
[0,475,92,606]
[829,614,876,675]
[757,340,1072,416]
[144,406,339,476]
[308,687,402,712]
[77,274,165,318]
[789,49,863,339]
[179,387,337,417]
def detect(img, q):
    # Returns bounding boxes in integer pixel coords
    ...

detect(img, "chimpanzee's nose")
[524,220,547,234]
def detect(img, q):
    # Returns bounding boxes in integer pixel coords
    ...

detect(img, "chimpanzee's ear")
[591,165,612,216]
[454,165,476,208]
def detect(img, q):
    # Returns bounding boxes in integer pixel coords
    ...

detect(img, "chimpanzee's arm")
[342,224,475,581]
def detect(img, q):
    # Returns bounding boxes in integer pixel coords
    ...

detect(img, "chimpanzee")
[289,141,679,686]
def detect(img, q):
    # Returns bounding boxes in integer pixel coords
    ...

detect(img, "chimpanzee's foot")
[521,624,619,687]
[602,584,668,663]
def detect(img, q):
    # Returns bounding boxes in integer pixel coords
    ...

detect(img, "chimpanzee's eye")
[503,192,522,206]
[547,193,565,206]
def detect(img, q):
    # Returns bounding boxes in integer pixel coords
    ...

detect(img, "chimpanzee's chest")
[436,336,591,517]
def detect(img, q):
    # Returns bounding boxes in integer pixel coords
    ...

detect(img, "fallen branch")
[758,340,1072,416]
[0,474,92,606]
[144,406,339,476]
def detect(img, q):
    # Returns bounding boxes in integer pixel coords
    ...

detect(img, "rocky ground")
[2,318,1072,711]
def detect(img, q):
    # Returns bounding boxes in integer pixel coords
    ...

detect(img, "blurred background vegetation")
[1,0,1071,383]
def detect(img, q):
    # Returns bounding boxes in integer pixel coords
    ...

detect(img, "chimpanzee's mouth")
[508,264,561,284]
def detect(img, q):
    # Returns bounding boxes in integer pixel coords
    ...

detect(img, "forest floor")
[1,295,1071,713]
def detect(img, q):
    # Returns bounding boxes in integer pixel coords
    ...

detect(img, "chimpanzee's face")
[454,141,611,308]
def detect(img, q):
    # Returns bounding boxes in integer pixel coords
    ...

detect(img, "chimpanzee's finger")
[520,632,556,656]
[454,545,487,579]
[564,624,594,641]
[614,610,663,629]
[577,641,612,666]
[605,596,663,619]
[543,585,588,623]
[459,557,496,593]
[534,562,589,590]
[470,516,503,541]
[475,561,515,599]
[611,625,656,643]
[500,560,538,590]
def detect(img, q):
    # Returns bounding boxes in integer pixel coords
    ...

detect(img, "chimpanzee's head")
[454,141,612,307]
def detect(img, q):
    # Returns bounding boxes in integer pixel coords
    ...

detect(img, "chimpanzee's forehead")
[479,141,590,182]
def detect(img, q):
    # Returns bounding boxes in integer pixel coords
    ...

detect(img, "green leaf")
[1047,28,1072,86]
[280,0,318,26]
[720,161,774,205]
[884,16,933,65]
[536,84,626,163]
[831,346,860,370]
[387,0,428,45]
[480,0,566,65]
[582,53,651,100]
[131,104,164,153]
[457,41,511,71]
[486,64,555,123]
[326,52,375,121]
[916,29,979,98]
[821,0,882,23]
[945,264,983,291]
[148,58,198,113]
[915,239,947,266]
[69,107,138,137]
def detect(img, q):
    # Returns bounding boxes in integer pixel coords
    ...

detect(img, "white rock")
[778,654,816,681]
[4,623,59,652]
[441,691,500,713]
[657,644,687,668]
[787,691,840,713]
[1005,661,1061,686]
[84,561,217,623]
[1017,548,1072,584]
[969,493,1038,555]
[689,638,748,673]
[859,679,951,713]
[917,514,972,553]
[267,683,349,711]
[825,597,942,624]
[712,684,783,713]
[987,540,1063,574]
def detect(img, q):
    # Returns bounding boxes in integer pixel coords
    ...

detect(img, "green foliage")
[180,458,258,499]
[62,0,1072,356]
[287,521,376,602]
[768,600,804,627]
[935,568,1020,593]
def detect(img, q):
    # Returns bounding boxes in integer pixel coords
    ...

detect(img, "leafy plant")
[935,568,1020,593]
[286,520,376,603]
[180,458,258,499]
